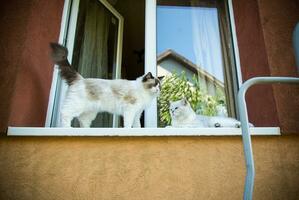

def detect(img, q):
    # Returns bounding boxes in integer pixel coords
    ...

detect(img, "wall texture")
[0,0,297,131]
[0,136,299,200]
[257,0,299,133]
[0,0,299,200]
[0,1,34,131]
[0,0,64,130]
[232,0,279,128]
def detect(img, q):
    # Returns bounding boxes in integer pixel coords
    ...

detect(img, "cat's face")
[142,72,161,95]
[169,98,191,118]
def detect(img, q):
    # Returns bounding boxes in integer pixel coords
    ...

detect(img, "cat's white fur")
[169,98,253,128]
[50,43,160,128]
[62,75,160,128]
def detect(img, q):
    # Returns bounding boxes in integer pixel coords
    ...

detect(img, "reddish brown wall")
[2,0,296,131]
[0,0,64,131]
[257,0,299,133]
[0,2,34,132]
[232,0,280,127]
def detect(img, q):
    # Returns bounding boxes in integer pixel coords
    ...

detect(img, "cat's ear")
[142,72,154,82]
[182,98,188,106]
[158,76,164,81]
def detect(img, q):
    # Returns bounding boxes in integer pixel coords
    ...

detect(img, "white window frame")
[7,0,280,136]
[145,0,241,127]
[144,0,158,127]
[45,0,124,128]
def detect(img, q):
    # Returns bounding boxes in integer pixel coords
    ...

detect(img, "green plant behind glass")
[158,71,226,127]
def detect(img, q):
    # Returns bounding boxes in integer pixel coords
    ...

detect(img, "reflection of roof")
[157,49,224,88]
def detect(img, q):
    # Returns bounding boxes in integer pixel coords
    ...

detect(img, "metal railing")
[237,76,299,200]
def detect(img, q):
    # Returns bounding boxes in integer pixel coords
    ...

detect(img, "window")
[48,0,152,128]
[71,0,123,127]
[8,0,280,135]
[47,0,249,128]
[47,0,125,128]
[145,0,240,127]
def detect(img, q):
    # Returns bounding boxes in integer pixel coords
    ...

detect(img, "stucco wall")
[0,0,299,200]
[0,0,297,132]
[0,136,299,200]
[232,0,280,128]
[0,0,64,129]
[257,0,299,133]
[0,1,36,131]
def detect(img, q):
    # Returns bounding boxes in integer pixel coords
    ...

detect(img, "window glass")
[71,0,120,127]
[54,0,145,128]
[157,0,237,127]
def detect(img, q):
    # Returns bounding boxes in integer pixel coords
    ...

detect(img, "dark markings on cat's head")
[182,98,188,106]
[142,72,161,91]
[142,72,154,82]
[85,80,101,100]
[158,76,164,81]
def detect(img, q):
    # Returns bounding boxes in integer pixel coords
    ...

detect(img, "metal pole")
[237,77,299,200]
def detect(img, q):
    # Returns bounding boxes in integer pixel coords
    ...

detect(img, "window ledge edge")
[7,127,281,136]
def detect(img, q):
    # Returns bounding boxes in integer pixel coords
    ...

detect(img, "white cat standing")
[169,98,253,128]
[50,43,161,128]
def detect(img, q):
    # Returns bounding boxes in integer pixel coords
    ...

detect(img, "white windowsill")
[7,127,280,136]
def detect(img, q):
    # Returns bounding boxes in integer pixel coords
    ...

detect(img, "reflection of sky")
[157,6,224,82]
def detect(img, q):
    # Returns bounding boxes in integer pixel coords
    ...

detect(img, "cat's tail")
[50,43,80,86]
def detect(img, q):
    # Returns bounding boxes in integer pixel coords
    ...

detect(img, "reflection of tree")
[158,71,226,127]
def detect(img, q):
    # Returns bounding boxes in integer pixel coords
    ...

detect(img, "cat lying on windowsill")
[167,98,254,128]
[50,43,161,128]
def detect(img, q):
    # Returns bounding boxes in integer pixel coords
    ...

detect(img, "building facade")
[0,0,299,199]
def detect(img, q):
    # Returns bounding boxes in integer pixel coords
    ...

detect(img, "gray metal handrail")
[237,76,299,200]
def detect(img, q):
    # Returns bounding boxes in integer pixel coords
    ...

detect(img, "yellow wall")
[1,135,299,200]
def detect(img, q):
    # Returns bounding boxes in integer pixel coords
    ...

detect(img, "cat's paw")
[214,123,221,128]
[235,122,254,128]
[235,123,241,128]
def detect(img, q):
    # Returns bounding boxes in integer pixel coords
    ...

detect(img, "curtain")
[190,5,224,96]
[72,0,113,127]
[190,0,237,117]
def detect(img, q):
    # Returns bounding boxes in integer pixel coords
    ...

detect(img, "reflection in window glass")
[157,0,237,127]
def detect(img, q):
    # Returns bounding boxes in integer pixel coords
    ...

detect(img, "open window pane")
[50,0,124,127]
[71,0,120,127]
[157,0,238,127]
[50,0,148,128]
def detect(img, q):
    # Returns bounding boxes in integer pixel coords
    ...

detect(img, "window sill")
[7,126,280,136]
